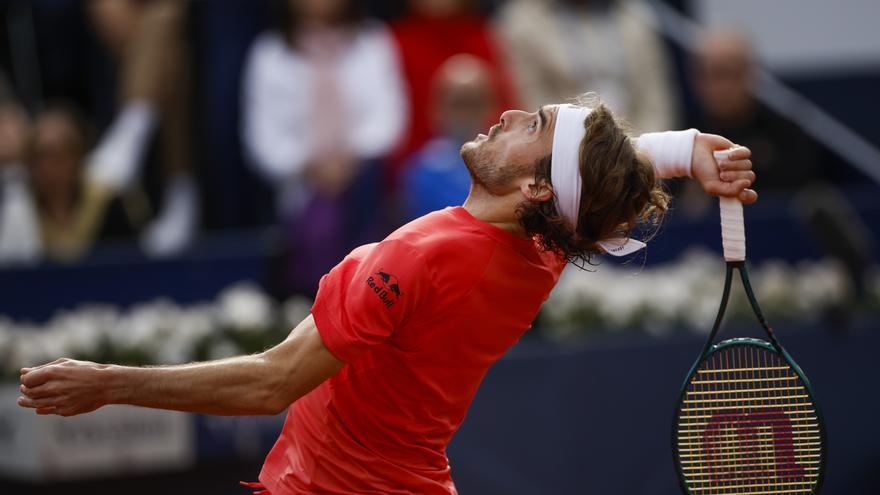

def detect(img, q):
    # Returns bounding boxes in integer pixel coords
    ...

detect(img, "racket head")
[673,338,827,494]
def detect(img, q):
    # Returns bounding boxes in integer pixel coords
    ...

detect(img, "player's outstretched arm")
[17,314,343,417]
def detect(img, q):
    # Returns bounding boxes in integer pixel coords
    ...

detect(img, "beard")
[460,140,491,188]
[460,138,529,196]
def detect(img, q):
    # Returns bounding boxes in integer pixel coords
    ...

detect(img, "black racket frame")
[671,260,828,495]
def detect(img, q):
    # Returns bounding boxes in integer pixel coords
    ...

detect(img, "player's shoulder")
[381,209,566,274]
[388,208,497,256]
[402,208,502,285]
[360,208,496,290]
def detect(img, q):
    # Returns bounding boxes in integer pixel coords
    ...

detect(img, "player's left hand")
[691,133,758,204]
[18,358,111,416]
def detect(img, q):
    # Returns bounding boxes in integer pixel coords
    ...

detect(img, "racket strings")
[675,344,823,494]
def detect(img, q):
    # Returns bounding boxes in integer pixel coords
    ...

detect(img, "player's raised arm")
[636,130,758,204]
[17,314,343,417]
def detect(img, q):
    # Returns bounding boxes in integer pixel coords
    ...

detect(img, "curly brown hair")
[517,100,670,266]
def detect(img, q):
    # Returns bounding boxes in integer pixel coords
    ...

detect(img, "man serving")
[18,96,756,494]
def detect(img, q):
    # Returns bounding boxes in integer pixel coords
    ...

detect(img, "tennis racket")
[672,151,827,494]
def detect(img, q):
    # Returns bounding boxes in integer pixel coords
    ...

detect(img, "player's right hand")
[18,358,111,416]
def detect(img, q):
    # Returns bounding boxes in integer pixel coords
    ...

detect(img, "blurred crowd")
[0,0,854,297]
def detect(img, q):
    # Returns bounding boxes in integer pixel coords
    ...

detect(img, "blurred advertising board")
[0,385,194,481]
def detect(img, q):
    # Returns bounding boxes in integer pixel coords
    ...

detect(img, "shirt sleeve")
[311,239,432,363]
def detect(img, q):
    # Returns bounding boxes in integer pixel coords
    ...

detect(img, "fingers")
[17,395,58,409]
[739,188,758,204]
[719,170,756,184]
[715,151,757,204]
[20,384,54,399]
[722,146,751,161]
[703,134,750,161]
[705,179,751,198]
[20,367,53,388]
[699,133,734,150]
[19,394,84,417]
[705,180,759,204]
[695,135,758,203]
[21,357,68,375]
[18,393,80,416]
[718,158,752,172]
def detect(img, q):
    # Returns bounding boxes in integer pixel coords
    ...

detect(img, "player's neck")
[462,190,528,238]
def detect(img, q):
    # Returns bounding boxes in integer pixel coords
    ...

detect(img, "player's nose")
[499,110,529,130]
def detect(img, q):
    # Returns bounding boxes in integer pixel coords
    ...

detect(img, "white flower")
[218,282,274,331]
[792,259,850,316]
[208,338,241,360]
[282,297,312,329]
[0,317,13,361]
[13,323,55,368]
[112,300,176,353]
[42,305,119,358]
[0,256,870,377]
[153,305,217,364]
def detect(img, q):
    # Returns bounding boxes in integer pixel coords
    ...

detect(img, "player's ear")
[520,177,553,203]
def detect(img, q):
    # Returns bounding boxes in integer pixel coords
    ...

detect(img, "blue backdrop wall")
[448,326,880,494]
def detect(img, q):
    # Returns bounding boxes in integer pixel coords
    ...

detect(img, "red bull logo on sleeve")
[366,269,402,308]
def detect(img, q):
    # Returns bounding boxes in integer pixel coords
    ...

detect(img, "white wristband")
[635,129,699,179]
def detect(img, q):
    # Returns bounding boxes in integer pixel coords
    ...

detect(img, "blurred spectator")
[497,0,678,133]
[689,30,821,193]
[0,89,40,264]
[85,0,198,257]
[390,0,515,186]
[686,30,874,303]
[29,103,141,261]
[242,0,407,296]
[402,54,496,219]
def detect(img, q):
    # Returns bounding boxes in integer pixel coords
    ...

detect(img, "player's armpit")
[259,314,345,413]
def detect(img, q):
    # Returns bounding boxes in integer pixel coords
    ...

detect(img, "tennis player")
[18,98,756,494]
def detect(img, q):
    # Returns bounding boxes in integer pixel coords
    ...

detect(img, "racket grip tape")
[715,150,746,261]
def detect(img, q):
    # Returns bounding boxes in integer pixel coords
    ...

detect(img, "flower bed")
[539,250,875,340]
[2,251,877,379]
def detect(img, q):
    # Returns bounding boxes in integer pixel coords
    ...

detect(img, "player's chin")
[460,139,481,160]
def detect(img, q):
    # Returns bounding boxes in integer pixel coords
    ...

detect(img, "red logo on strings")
[701,408,805,482]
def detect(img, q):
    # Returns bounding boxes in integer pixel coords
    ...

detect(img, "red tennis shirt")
[259,207,566,494]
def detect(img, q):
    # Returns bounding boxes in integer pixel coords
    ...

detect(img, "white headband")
[550,104,646,257]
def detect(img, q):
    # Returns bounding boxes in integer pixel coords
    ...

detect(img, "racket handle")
[715,150,746,261]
